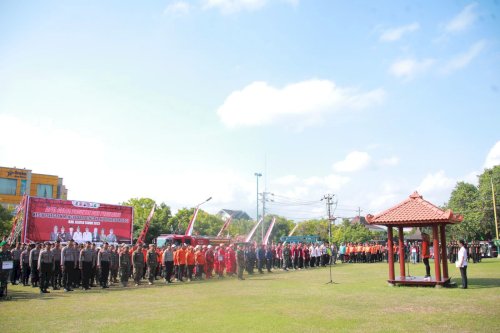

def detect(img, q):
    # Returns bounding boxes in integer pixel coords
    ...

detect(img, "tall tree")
[447,182,483,240]
[0,205,14,238]
[121,198,172,244]
[477,165,500,240]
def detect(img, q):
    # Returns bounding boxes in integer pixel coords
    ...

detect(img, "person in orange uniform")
[421,233,431,279]
[185,246,195,281]
[194,246,206,280]
[176,244,187,282]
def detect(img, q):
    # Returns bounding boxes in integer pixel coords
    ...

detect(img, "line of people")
[0,240,343,298]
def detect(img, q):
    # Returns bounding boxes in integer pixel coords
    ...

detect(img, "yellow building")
[0,166,68,209]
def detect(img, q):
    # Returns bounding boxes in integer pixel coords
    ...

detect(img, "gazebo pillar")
[439,224,449,279]
[432,225,442,282]
[398,227,405,278]
[387,227,395,281]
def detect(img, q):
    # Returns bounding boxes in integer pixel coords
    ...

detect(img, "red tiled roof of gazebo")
[365,191,463,226]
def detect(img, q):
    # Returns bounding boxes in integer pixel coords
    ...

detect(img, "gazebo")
[366,191,463,287]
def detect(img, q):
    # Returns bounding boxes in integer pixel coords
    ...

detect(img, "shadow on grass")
[5,289,68,301]
[454,278,500,289]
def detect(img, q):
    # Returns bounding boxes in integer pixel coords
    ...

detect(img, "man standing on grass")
[109,245,119,284]
[38,242,54,294]
[61,240,76,292]
[80,241,94,290]
[29,243,41,287]
[282,244,291,271]
[205,245,214,279]
[51,241,62,290]
[132,246,144,286]
[0,241,12,299]
[162,245,174,283]
[236,244,245,280]
[10,242,21,285]
[146,244,157,285]
[97,242,111,289]
[119,246,131,287]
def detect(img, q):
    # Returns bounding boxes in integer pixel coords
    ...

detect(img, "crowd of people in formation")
[0,237,489,299]
[0,240,341,298]
[448,240,484,264]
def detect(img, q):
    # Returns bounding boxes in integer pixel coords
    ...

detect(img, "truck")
[155,234,233,248]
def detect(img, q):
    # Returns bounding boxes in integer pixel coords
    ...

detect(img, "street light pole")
[254,172,262,223]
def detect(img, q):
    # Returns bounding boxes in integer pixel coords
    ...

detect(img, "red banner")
[24,197,133,244]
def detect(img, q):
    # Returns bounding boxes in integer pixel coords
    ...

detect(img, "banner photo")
[24,197,133,244]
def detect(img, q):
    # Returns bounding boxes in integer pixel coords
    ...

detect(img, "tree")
[121,198,172,244]
[228,218,254,238]
[295,219,329,241]
[477,165,500,240]
[0,205,14,239]
[446,166,500,241]
[447,182,483,241]
[332,218,374,244]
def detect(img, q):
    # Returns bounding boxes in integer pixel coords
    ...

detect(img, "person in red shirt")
[421,233,431,279]
[216,244,226,278]
[205,245,214,279]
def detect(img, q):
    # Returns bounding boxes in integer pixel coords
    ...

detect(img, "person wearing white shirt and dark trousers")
[457,239,468,289]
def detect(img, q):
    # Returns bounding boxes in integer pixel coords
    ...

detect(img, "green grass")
[1,259,499,333]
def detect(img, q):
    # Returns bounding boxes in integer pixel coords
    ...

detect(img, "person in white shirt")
[82,227,93,242]
[73,226,83,243]
[457,239,468,289]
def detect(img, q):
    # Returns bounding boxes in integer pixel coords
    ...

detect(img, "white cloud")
[441,40,486,74]
[445,3,478,33]
[333,151,371,173]
[203,0,268,13]
[484,140,500,169]
[324,174,351,192]
[389,58,435,80]
[379,22,420,42]
[378,156,400,166]
[416,170,455,204]
[216,79,385,128]
[164,1,192,15]
[272,175,299,186]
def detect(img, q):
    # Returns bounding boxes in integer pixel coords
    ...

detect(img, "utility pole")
[260,191,274,243]
[323,194,335,242]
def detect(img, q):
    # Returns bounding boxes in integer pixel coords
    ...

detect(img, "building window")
[0,178,17,195]
[37,184,53,198]
[20,179,27,195]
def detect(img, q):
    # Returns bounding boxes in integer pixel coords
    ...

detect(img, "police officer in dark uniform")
[51,241,62,290]
[0,241,13,299]
[282,244,291,271]
[20,244,31,286]
[97,242,111,289]
[79,242,94,290]
[236,244,245,280]
[38,242,55,294]
[29,243,41,287]
[146,244,157,285]
[61,239,76,292]
[119,246,131,287]
[10,242,21,285]
[109,245,119,284]
[132,246,144,286]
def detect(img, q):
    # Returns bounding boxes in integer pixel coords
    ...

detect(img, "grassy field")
[1,259,499,333]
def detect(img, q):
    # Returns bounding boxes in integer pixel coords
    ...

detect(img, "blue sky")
[1,0,499,221]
